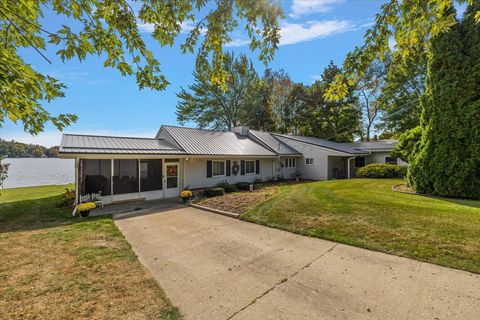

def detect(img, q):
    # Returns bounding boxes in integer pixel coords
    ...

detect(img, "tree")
[261,69,294,132]
[0,159,8,190]
[355,59,386,141]
[391,126,422,162]
[377,52,426,134]
[241,77,276,131]
[1,0,282,134]
[407,5,480,199]
[297,62,361,142]
[32,146,45,158]
[325,0,479,101]
[176,52,259,130]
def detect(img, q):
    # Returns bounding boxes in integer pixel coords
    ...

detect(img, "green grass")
[0,185,181,319]
[242,179,480,274]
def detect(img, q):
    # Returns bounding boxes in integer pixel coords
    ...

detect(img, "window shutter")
[226,160,231,176]
[240,160,245,175]
[255,160,260,174]
[207,160,212,178]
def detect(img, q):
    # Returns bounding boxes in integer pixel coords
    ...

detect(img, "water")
[2,158,75,189]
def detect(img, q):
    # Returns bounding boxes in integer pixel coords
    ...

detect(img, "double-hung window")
[305,158,314,165]
[284,158,296,168]
[212,160,226,177]
[385,157,398,165]
[245,160,255,175]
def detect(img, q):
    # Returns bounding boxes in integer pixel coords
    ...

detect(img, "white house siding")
[274,138,351,180]
[366,152,407,166]
[183,158,275,189]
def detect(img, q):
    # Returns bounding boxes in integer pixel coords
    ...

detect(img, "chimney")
[231,126,250,136]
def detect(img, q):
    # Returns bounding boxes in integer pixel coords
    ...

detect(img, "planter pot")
[80,210,91,217]
[295,177,300,182]
[182,197,190,204]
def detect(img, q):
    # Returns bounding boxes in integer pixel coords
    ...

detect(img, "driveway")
[115,206,480,320]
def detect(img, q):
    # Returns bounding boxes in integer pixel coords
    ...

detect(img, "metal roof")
[59,134,186,155]
[248,130,301,155]
[273,134,397,155]
[161,125,277,156]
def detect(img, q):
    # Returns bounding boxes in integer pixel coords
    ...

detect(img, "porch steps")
[188,203,240,219]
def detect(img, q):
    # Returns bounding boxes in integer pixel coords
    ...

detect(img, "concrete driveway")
[115,206,480,320]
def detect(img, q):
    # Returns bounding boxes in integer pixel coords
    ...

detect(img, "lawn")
[241,179,480,274]
[0,185,181,319]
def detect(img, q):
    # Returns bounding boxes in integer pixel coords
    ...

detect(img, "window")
[245,160,255,174]
[305,158,314,165]
[140,159,163,192]
[284,158,296,168]
[113,159,139,194]
[166,164,178,188]
[385,157,398,165]
[212,160,226,176]
[355,157,366,168]
[82,159,111,196]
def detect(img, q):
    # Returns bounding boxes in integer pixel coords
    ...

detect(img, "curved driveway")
[115,205,480,320]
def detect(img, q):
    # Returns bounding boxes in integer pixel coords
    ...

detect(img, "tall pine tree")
[408,6,479,199]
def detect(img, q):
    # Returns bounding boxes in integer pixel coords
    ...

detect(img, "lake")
[2,158,75,189]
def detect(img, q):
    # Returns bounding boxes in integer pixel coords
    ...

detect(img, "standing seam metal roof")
[59,134,186,154]
[161,125,277,156]
[248,130,301,155]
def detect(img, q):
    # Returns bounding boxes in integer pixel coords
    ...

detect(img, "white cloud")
[225,38,251,48]
[138,20,206,34]
[279,20,354,45]
[290,0,345,18]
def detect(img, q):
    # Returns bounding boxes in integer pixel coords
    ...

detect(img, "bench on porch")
[72,191,104,216]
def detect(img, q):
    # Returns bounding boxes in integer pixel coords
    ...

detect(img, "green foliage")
[204,187,225,197]
[0,158,8,190]
[0,139,58,158]
[0,0,282,135]
[217,181,238,193]
[236,182,251,190]
[391,126,422,162]
[296,62,361,142]
[356,164,406,178]
[408,5,480,199]
[325,0,479,102]
[176,52,260,130]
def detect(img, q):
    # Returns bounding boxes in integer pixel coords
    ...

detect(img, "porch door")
[164,162,180,198]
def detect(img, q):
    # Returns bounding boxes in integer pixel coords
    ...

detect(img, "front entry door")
[164,163,180,198]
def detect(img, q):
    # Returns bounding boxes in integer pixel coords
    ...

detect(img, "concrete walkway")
[114,206,480,320]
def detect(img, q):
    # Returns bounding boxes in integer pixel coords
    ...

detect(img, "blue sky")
[2,0,386,147]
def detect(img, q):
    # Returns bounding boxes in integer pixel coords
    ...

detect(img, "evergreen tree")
[408,6,479,199]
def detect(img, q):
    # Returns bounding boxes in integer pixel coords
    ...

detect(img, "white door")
[164,162,180,198]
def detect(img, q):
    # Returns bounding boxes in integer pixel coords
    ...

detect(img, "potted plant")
[180,189,193,204]
[294,170,302,182]
[76,202,96,217]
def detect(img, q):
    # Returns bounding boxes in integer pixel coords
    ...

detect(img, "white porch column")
[347,156,356,179]
[74,157,79,204]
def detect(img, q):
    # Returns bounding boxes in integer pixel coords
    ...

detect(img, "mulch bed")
[194,185,280,214]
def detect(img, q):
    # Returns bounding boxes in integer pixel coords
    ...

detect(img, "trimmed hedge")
[204,187,225,197]
[223,184,238,193]
[236,182,252,191]
[357,164,407,179]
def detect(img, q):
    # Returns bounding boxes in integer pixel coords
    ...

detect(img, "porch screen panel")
[82,159,111,196]
[113,160,139,194]
[140,159,163,191]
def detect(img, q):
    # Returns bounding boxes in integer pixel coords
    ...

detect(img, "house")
[59,125,406,204]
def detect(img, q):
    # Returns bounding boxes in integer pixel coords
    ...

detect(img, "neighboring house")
[59,125,405,204]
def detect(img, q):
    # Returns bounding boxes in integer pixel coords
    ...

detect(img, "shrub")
[204,187,225,197]
[180,190,192,198]
[357,164,407,178]
[217,181,238,193]
[236,182,252,191]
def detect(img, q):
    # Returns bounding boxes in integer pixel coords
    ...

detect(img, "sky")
[2,0,387,147]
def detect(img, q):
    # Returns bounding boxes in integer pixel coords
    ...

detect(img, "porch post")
[74,157,79,204]
[110,159,114,203]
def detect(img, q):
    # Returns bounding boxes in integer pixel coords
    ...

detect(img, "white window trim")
[305,158,314,165]
[245,160,256,175]
[284,158,296,168]
[212,160,226,177]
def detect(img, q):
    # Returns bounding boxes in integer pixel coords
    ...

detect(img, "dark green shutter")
[226,160,231,176]
[255,160,260,174]
[240,160,245,175]
[207,160,212,178]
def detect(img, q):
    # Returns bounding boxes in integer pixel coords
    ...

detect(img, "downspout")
[347,155,356,179]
